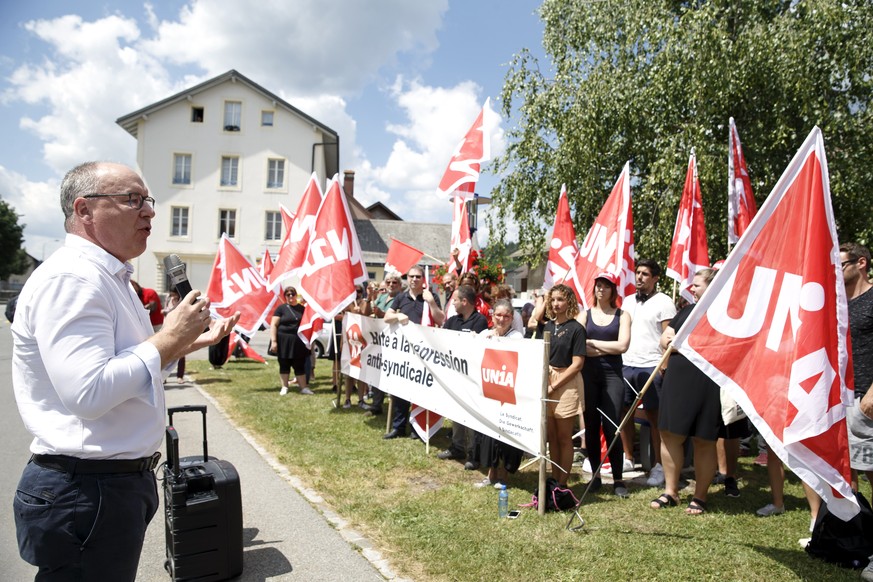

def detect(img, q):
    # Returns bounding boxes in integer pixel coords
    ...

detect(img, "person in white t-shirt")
[619,259,677,487]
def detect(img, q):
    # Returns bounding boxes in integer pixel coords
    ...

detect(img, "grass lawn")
[187,357,861,582]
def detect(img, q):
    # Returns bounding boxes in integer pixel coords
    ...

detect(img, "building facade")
[116,70,339,291]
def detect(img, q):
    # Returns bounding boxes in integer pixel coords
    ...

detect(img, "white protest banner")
[341,313,545,455]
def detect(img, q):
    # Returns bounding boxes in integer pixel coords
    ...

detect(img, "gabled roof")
[116,69,339,141]
[366,201,403,221]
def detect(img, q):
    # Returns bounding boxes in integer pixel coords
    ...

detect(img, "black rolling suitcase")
[164,405,243,581]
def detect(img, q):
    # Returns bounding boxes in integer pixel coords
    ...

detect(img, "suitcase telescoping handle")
[167,405,209,462]
[165,426,181,478]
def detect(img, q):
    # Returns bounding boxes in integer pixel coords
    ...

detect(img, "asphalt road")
[0,319,393,581]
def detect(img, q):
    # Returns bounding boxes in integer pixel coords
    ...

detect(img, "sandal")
[686,497,707,515]
[650,493,678,509]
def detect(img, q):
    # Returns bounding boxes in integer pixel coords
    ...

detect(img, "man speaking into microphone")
[10,162,240,581]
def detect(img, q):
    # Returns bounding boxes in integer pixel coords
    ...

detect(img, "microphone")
[164,254,211,332]
[163,254,194,298]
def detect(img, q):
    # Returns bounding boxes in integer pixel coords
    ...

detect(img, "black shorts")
[622,365,662,410]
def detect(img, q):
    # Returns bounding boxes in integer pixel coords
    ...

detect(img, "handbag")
[720,387,747,425]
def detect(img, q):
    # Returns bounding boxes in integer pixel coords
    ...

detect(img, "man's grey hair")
[60,162,103,229]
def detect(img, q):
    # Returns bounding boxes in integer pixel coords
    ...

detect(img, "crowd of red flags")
[541,124,861,520]
[672,127,858,519]
[199,107,859,521]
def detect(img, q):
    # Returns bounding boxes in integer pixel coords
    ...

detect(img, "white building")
[116,69,339,291]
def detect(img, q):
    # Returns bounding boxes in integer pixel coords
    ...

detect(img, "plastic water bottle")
[498,484,509,518]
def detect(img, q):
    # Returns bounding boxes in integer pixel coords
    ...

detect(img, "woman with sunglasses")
[269,287,313,395]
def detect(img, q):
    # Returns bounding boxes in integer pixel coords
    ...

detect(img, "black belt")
[31,452,161,475]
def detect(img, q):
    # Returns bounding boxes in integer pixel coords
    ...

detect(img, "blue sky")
[0,0,546,259]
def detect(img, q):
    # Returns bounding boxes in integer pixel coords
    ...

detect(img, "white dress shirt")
[12,234,167,459]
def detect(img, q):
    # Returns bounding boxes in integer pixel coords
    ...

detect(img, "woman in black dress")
[269,287,313,395]
[651,268,717,514]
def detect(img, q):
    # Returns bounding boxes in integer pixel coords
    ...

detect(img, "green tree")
[0,200,30,281]
[490,0,873,266]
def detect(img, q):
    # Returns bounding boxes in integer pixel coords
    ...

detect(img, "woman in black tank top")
[579,273,631,497]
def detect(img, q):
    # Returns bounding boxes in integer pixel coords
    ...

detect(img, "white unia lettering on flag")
[667,152,710,302]
[269,173,322,290]
[341,314,544,455]
[206,234,280,336]
[436,98,492,201]
[573,162,636,307]
[298,175,364,321]
[544,184,579,292]
[672,127,858,520]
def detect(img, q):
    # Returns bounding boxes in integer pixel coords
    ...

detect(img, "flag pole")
[566,347,672,531]
[539,331,551,517]
[426,410,431,455]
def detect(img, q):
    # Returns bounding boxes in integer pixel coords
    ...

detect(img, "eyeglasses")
[842,259,858,269]
[82,192,155,210]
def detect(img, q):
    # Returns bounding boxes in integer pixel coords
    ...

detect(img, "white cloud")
[2,0,512,251]
[141,0,447,95]
[0,165,64,256]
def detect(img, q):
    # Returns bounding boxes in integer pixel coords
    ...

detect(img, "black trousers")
[13,460,159,582]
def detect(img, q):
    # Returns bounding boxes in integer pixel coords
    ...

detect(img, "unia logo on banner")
[480,348,518,405]
[346,324,367,369]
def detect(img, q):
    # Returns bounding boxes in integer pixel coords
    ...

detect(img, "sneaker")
[798,537,811,549]
[860,560,873,582]
[279,386,288,396]
[358,401,368,409]
[342,400,351,409]
[613,482,629,498]
[646,463,665,487]
[493,480,507,490]
[622,456,635,472]
[437,449,464,460]
[300,387,314,395]
[464,461,480,471]
[581,457,611,473]
[712,472,726,485]
[473,478,492,488]
[754,451,768,466]
[724,476,741,498]
[756,503,785,517]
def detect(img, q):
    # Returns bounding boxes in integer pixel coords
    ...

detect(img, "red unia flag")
[728,117,758,245]
[279,203,295,233]
[573,163,636,308]
[673,127,858,520]
[437,98,492,201]
[410,404,444,441]
[385,238,425,276]
[450,196,472,272]
[226,331,266,364]
[667,152,710,302]
[298,174,366,320]
[269,173,323,290]
[544,185,579,290]
[259,248,275,279]
[297,303,325,349]
[206,234,280,336]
